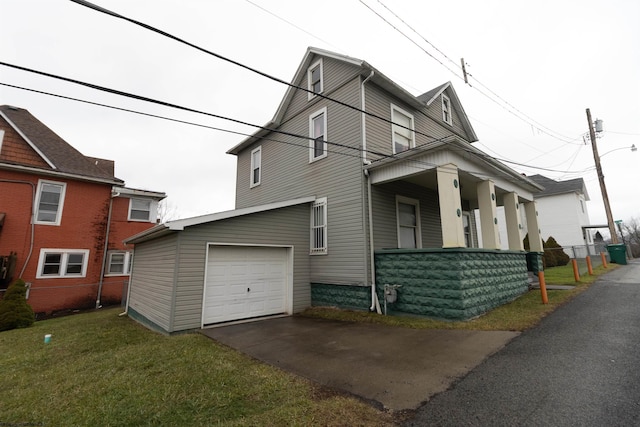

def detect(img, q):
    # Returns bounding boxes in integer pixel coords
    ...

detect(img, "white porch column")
[477,180,500,249]
[437,164,465,248]
[524,201,544,252]
[503,192,524,251]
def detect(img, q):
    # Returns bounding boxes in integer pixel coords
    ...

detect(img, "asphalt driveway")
[201,316,518,411]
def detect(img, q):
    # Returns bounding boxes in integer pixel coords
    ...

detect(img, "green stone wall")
[375,248,529,321]
[311,283,371,310]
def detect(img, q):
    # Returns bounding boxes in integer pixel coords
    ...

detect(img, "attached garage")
[203,245,292,325]
[124,197,313,334]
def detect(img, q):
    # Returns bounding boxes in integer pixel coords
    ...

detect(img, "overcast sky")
[2,0,639,234]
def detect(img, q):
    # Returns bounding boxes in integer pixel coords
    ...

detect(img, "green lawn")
[0,308,395,426]
[0,263,617,425]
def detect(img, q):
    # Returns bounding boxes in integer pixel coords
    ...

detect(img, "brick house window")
[35,180,66,225]
[36,249,89,278]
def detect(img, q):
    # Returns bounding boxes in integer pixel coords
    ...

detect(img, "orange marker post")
[538,271,549,304]
[601,252,608,268]
[572,259,580,282]
[586,256,593,275]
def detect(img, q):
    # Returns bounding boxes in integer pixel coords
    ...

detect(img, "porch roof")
[365,137,543,202]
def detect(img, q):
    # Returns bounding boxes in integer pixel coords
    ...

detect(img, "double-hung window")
[250,146,262,187]
[106,251,133,275]
[442,94,452,125]
[307,59,323,99]
[35,180,66,225]
[37,249,89,278]
[391,104,415,154]
[310,198,327,254]
[129,198,152,222]
[309,107,327,162]
[396,196,421,249]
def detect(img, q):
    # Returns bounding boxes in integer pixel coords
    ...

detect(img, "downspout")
[96,190,119,309]
[361,70,381,314]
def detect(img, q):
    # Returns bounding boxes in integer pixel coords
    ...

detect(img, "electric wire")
[361,0,578,144]
[68,0,444,144]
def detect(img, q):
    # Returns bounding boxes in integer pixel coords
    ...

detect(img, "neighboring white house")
[480,175,594,254]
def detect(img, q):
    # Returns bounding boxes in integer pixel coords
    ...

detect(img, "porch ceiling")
[366,138,543,203]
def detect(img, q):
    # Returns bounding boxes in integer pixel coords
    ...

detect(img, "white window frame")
[391,104,415,154]
[106,251,134,276]
[307,58,323,100]
[462,211,475,248]
[396,195,422,249]
[128,198,153,222]
[34,179,66,226]
[250,146,262,188]
[442,94,453,125]
[36,248,90,278]
[310,197,328,255]
[309,107,328,162]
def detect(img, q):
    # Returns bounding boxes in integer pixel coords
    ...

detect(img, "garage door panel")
[204,246,289,325]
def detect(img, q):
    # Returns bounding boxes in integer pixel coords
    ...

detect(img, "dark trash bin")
[607,244,627,265]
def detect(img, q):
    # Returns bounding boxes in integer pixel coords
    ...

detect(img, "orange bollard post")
[601,252,608,268]
[586,256,593,275]
[572,259,580,282]
[538,271,549,304]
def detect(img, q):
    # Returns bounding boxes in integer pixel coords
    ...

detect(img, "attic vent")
[6,105,20,111]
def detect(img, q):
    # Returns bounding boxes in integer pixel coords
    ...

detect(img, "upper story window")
[311,197,327,255]
[250,146,262,188]
[307,59,323,99]
[309,107,327,162]
[391,104,415,154]
[36,248,89,278]
[129,198,153,222]
[442,94,452,125]
[35,180,66,225]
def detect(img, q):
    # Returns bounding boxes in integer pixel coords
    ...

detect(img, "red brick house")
[0,105,165,315]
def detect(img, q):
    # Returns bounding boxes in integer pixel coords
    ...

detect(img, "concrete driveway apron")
[201,316,518,411]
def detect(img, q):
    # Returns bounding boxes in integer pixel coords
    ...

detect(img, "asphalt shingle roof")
[528,174,587,198]
[0,105,123,183]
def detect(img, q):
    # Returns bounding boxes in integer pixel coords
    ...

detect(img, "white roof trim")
[0,109,56,169]
[124,196,316,244]
[113,186,167,200]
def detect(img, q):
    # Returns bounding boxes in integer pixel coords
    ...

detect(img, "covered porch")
[366,138,545,320]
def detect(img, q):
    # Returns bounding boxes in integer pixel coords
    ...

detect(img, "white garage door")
[203,245,289,325]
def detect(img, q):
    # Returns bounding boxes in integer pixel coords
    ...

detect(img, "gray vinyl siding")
[127,233,179,332]
[171,204,311,331]
[371,180,443,250]
[424,92,470,141]
[364,84,470,159]
[234,69,368,286]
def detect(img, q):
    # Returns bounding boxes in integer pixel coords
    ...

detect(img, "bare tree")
[157,199,179,223]
[621,217,640,258]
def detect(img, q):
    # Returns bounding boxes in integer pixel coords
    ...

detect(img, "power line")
[360,0,578,144]
[68,0,444,144]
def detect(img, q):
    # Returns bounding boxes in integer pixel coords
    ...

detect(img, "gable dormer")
[417,82,478,143]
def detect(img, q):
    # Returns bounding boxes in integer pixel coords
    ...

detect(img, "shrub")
[543,236,570,268]
[0,278,35,331]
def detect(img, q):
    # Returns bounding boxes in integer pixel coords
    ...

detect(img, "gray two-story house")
[125,47,544,334]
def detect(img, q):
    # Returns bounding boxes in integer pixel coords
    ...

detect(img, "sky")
[2,0,639,234]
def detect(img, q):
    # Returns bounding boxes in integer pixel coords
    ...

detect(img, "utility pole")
[586,108,619,244]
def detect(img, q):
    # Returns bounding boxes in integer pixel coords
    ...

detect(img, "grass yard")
[0,263,618,425]
[304,263,618,332]
[0,308,395,426]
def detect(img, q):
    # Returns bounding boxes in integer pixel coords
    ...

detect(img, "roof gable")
[227,48,478,155]
[0,105,123,183]
[417,82,478,142]
[528,175,590,200]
